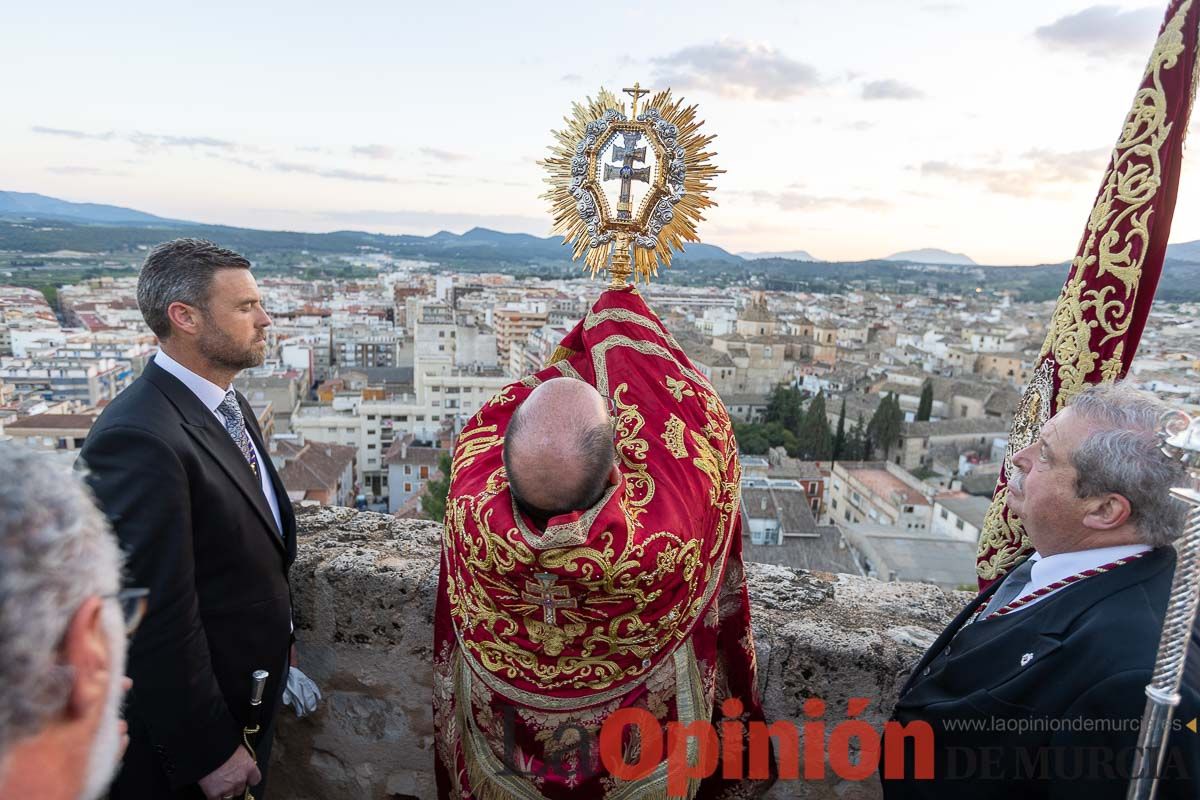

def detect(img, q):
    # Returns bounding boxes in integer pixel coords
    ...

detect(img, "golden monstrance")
[541,82,722,287]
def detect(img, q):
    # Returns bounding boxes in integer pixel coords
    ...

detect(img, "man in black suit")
[81,239,296,800]
[883,382,1199,798]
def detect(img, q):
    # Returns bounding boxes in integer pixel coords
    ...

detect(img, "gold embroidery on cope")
[511,484,621,550]
[447,331,741,711]
[452,425,501,481]
[612,383,655,527]
[665,375,696,402]
[662,414,689,459]
[552,360,585,381]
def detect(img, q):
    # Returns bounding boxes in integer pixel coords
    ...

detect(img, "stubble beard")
[197,323,267,375]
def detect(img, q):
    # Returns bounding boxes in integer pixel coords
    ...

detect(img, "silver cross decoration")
[603,132,650,220]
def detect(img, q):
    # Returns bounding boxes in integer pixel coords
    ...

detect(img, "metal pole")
[1128,413,1200,800]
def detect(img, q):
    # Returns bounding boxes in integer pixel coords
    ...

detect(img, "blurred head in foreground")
[0,444,129,800]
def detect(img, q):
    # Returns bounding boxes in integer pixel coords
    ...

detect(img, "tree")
[867,393,904,461]
[39,285,58,310]
[735,421,799,456]
[796,391,833,460]
[917,379,934,422]
[420,452,454,522]
[846,413,868,461]
[763,383,804,431]
[833,397,847,461]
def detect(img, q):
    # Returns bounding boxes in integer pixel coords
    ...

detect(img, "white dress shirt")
[1006,543,1152,615]
[154,349,284,536]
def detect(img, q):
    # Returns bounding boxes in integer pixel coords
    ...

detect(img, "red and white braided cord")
[983,551,1150,620]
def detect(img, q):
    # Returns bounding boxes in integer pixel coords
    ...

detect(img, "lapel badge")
[1020,652,1034,667]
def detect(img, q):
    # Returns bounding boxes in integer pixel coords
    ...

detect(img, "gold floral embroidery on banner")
[662,413,688,459]
[978,0,1198,582]
[1038,0,1194,411]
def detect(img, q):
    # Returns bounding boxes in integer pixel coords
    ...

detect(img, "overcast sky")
[3,0,1198,264]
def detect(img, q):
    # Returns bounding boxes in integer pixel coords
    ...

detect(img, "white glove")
[282,666,321,718]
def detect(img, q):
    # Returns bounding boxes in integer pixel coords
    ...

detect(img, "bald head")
[503,378,617,517]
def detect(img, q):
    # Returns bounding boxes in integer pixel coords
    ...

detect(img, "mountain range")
[2,190,1199,269]
[739,249,818,262]
[882,248,977,266]
[0,190,186,226]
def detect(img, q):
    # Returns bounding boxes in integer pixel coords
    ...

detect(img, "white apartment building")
[0,356,133,405]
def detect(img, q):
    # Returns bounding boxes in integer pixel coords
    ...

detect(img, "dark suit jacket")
[80,359,296,795]
[882,547,1200,799]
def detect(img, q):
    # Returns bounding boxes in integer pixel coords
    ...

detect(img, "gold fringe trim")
[546,345,577,366]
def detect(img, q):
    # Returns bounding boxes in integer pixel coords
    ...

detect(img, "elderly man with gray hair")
[883,382,1200,799]
[0,443,139,800]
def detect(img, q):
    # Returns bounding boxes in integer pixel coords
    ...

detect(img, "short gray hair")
[137,238,252,339]
[1068,382,1191,547]
[0,444,122,761]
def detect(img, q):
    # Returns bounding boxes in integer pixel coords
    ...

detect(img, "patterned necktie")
[217,389,260,478]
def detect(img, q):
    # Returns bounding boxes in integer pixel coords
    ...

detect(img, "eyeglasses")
[103,588,149,637]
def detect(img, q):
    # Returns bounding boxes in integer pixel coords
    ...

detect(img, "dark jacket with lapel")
[80,359,296,794]
[882,547,1200,799]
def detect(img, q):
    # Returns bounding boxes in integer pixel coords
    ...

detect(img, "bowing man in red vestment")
[433,286,774,799]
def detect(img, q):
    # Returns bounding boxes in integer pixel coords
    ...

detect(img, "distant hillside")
[1,190,1198,300]
[883,248,978,266]
[739,249,817,262]
[0,191,189,227]
[1167,240,1200,262]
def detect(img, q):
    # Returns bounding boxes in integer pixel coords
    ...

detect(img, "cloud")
[1035,5,1160,57]
[862,80,924,101]
[269,161,397,183]
[32,125,235,152]
[918,147,1110,195]
[31,124,410,183]
[560,73,583,83]
[650,40,821,100]
[45,165,129,176]
[32,125,115,141]
[733,189,890,212]
[351,144,395,160]
[420,147,469,163]
[127,132,236,151]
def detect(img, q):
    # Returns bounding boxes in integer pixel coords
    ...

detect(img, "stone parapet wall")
[270,506,968,799]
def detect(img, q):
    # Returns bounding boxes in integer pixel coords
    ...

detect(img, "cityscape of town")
[2,236,1197,592]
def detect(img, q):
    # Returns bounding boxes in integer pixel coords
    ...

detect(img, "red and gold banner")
[976,0,1200,588]
[434,287,769,799]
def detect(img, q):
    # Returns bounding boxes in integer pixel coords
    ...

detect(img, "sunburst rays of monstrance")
[540,83,723,287]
